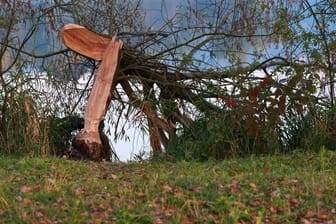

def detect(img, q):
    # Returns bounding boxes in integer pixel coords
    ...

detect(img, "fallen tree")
[2,1,334,160]
[61,23,331,161]
[61,23,234,160]
[61,24,202,159]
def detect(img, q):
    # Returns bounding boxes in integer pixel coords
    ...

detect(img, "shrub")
[167,109,281,161]
[166,66,329,161]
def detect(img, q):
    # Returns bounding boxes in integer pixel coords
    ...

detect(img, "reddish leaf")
[109,174,119,180]
[251,87,259,99]
[73,188,84,195]
[289,198,300,208]
[262,167,270,174]
[223,97,238,108]
[39,220,51,224]
[259,76,272,88]
[314,189,323,198]
[230,179,239,193]
[23,198,31,205]
[305,210,318,218]
[269,206,277,213]
[164,206,174,216]
[188,187,201,193]
[8,175,15,181]
[137,193,147,199]
[155,217,163,224]
[32,185,41,193]
[249,182,258,192]
[162,183,173,193]
[174,191,184,199]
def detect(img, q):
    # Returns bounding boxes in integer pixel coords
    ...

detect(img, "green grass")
[0,150,335,223]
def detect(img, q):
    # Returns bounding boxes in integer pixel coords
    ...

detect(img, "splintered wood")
[61,24,122,160]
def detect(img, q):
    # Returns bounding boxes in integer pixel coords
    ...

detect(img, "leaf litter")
[0,151,335,223]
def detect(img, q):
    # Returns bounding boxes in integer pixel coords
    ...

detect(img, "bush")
[165,66,334,161]
[166,109,282,161]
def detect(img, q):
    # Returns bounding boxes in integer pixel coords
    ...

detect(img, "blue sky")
[141,0,181,27]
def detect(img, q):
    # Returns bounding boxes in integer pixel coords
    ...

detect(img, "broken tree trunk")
[61,24,196,158]
[61,24,123,160]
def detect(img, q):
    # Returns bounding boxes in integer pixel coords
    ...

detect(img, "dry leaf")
[32,185,41,193]
[162,183,173,193]
[230,179,239,193]
[73,188,84,195]
[155,217,163,224]
[249,182,258,192]
[23,198,31,205]
[110,174,119,180]
[20,185,31,194]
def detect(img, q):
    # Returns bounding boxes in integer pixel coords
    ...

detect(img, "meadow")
[0,150,335,223]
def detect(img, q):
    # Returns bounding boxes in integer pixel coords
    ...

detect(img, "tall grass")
[166,111,281,161]
[0,89,52,156]
[281,101,336,152]
[166,100,335,161]
[0,70,83,157]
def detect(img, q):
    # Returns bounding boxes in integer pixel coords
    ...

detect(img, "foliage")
[0,151,335,223]
[166,62,331,160]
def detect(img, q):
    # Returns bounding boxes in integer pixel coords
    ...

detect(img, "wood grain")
[61,24,111,60]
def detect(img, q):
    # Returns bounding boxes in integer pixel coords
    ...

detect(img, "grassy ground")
[0,150,335,223]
